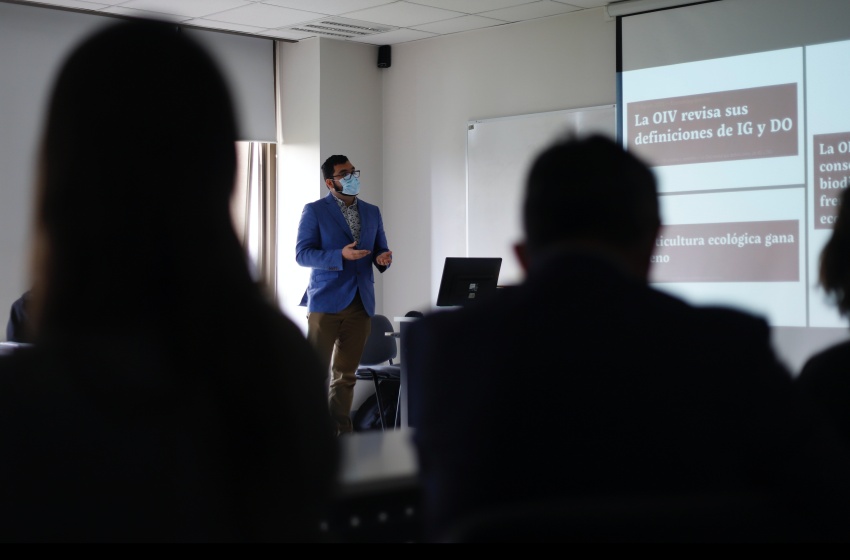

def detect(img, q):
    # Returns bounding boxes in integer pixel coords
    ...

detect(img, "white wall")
[277,38,322,332]
[380,8,617,317]
[0,2,107,336]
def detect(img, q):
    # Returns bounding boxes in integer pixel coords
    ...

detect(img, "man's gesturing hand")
[342,242,371,261]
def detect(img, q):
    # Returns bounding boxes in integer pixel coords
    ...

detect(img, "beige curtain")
[231,141,278,305]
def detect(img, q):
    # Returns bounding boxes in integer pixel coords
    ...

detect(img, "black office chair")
[354,314,401,431]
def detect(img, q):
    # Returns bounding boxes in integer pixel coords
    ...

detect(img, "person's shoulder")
[10,293,28,312]
[646,285,770,332]
[685,303,773,347]
[692,304,770,329]
[251,301,310,343]
[640,290,777,366]
[407,309,460,344]
[408,291,516,340]
[799,338,850,380]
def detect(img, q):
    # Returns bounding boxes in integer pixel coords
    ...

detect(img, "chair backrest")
[359,314,398,366]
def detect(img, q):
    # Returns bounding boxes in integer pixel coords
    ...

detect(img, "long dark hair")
[32,19,247,337]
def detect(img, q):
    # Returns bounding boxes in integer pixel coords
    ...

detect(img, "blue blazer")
[296,192,390,316]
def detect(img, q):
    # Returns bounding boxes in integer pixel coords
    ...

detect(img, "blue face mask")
[338,174,360,196]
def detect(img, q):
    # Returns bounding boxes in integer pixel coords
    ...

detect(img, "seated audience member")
[797,187,850,443]
[0,20,338,543]
[6,290,33,343]
[406,134,850,542]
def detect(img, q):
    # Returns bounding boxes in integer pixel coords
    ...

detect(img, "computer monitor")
[436,257,502,307]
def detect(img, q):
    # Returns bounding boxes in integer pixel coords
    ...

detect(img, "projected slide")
[621,41,850,328]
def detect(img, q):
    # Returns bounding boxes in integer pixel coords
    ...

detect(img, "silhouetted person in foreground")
[0,20,338,543]
[797,187,850,445]
[5,290,33,343]
[406,134,850,542]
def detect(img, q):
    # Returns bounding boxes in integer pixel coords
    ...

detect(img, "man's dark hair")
[322,155,349,181]
[523,134,659,255]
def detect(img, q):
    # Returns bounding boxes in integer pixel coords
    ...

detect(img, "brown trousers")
[307,293,371,435]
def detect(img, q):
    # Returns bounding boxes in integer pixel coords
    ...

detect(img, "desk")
[338,428,418,496]
[332,429,421,542]
[394,316,419,430]
[335,317,421,495]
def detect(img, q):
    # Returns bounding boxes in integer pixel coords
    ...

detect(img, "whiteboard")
[467,105,617,285]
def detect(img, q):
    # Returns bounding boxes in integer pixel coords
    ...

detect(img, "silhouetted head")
[515,134,660,279]
[31,19,242,334]
[819,187,850,318]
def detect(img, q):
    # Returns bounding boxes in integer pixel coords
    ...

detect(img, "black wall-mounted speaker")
[378,45,391,69]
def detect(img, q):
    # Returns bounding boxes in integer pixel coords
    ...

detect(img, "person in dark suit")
[406,134,850,542]
[296,155,393,436]
[0,19,339,543]
[796,186,850,444]
[5,290,33,344]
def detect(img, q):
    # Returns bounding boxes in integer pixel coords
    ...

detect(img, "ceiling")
[8,0,615,45]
